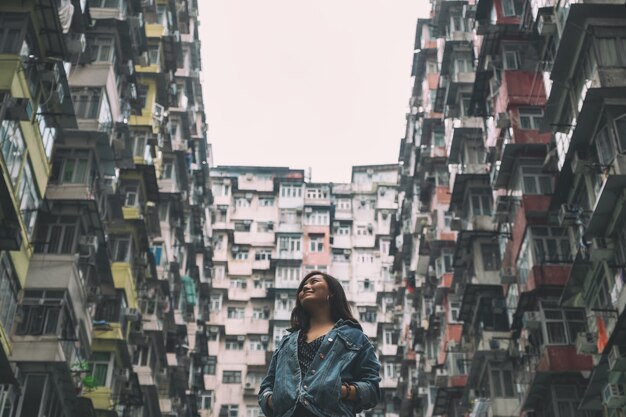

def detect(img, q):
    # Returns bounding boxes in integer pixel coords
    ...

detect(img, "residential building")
[0,0,213,416]
[397,0,626,417]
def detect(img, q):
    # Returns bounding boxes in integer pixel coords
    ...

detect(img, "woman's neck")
[308,310,333,330]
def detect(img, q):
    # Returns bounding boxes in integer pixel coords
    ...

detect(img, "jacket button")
[304,384,308,389]
[311,369,316,374]
[328,337,333,342]
[303,400,308,406]
[319,353,324,359]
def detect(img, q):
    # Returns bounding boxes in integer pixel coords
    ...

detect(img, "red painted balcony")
[536,345,593,372]
[525,265,571,292]
[449,375,468,388]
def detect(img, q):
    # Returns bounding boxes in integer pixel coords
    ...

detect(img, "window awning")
[181,275,197,306]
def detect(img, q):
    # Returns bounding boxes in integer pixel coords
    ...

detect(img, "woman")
[258,271,381,417]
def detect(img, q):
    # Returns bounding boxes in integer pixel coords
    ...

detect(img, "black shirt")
[297,332,324,377]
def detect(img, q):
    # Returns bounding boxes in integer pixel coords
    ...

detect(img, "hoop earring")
[326,295,330,302]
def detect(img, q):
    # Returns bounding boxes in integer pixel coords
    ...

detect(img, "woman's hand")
[340,383,357,400]
[268,395,273,409]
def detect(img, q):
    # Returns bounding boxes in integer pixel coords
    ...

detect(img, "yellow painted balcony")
[145,23,165,38]
[122,205,142,220]
[112,262,138,308]
[0,325,11,358]
[83,386,114,410]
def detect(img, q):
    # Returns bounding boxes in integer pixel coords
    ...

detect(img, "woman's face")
[298,274,331,307]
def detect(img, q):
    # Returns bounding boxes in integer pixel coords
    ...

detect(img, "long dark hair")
[289,271,358,332]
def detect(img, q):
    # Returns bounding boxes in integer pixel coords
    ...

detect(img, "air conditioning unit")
[558,204,581,226]
[500,267,516,284]
[576,332,597,355]
[537,13,556,36]
[343,249,352,255]
[116,368,130,382]
[245,193,254,200]
[260,335,269,342]
[450,217,462,231]
[603,383,626,409]
[78,235,98,257]
[609,346,626,372]
[138,51,150,66]
[496,112,510,128]
[231,245,240,253]
[237,335,245,341]
[280,293,288,300]
[124,308,141,322]
[66,32,86,54]
[245,382,253,389]
[418,387,429,396]
[366,168,374,176]
[332,221,340,228]
[304,207,313,213]
[491,298,506,313]
[435,305,444,314]
[358,306,367,313]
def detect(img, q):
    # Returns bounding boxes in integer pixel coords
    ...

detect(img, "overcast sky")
[199,1,429,183]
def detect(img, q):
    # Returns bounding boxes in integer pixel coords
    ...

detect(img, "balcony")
[83,387,114,411]
[112,262,139,308]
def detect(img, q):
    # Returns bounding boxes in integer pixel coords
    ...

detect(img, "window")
[358,279,375,292]
[130,132,148,158]
[227,307,245,319]
[235,197,251,208]
[209,295,222,311]
[0,120,25,186]
[309,235,324,252]
[0,253,19,336]
[89,0,121,7]
[518,107,543,130]
[255,249,272,261]
[481,243,501,271]
[336,225,351,235]
[469,189,492,216]
[279,209,298,224]
[161,160,174,179]
[280,184,302,198]
[220,405,239,417]
[276,266,300,283]
[234,251,249,260]
[433,129,445,147]
[213,265,225,279]
[529,226,571,263]
[222,371,242,384]
[110,235,133,262]
[520,165,553,195]
[148,45,160,66]
[614,114,626,153]
[489,365,515,397]
[16,374,48,417]
[212,183,230,197]
[435,251,454,277]
[247,406,262,417]
[595,37,626,67]
[359,310,377,323]
[502,47,520,69]
[380,240,390,256]
[234,221,251,232]
[251,308,269,320]
[306,188,328,199]
[276,296,295,312]
[304,210,329,225]
[71,87,103,119]
[454,57,473,73]
[132,345,151,367]
[34,215,80,254]
[541,303,587,345]
[357,253,374,263]
[259,197,274,207]
[15,290,72,337]
[197,390,214,410]
[450,302,460,322]
[51,149,91,184]
[450,14,465,32]
[278,235,302,253]
[90,351,114,387]
[595,125,617,166]
[501,0,516,17]
[0,14,27,54]
[336,199,351,210]
[427,61,438,73]
[225,338,244,350]
[383,362,397,379]
[90,36,116,64]
[18,162,40,238]
[206,356,217,374]
[229,279,247,289]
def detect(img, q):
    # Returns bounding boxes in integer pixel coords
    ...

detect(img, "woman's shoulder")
[335,321,370,347]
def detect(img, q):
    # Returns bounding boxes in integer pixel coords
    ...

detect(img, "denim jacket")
[258,319,381,417]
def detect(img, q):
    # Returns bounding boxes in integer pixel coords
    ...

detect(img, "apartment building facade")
[0,1,213,417]
[396,0,626,417]
[206,164,407,417]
